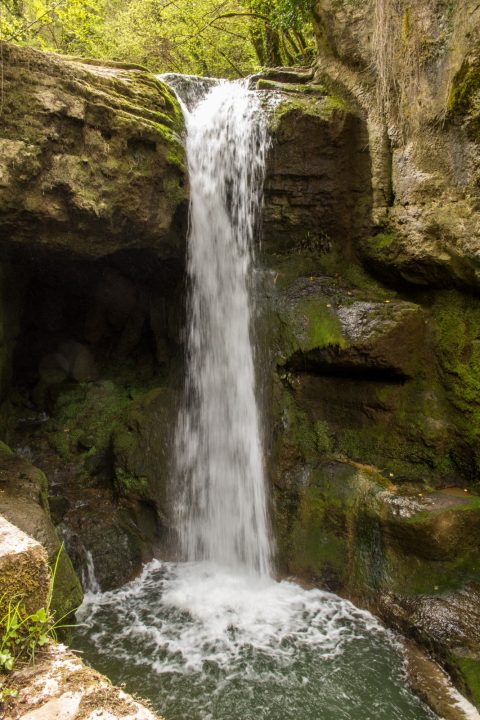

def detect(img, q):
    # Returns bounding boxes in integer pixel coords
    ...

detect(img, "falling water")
[174,81,271,576]
[73,78,447,720]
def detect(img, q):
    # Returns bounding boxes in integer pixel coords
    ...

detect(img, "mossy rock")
[431,290,480,477]
[0,43,187,258]
[282,457,480,596]
[112,386,177,516]
[0,444,82,617]
[45,380,138,485]
[273,272,426,379]
[0,516,50,616]
[447,53,480,132]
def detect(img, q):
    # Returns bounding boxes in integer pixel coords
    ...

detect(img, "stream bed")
[73,560,437,720]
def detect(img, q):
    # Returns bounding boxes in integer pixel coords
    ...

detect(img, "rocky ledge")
[0,43,187,258]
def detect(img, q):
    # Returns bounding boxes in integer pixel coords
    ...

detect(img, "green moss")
[289,485,348,580]
[361,231,399,266]
[449,657,480,707]
[266,88,350,133]
[432,291,480,473]
[320,95,348,116]
[49,550,83,620]
[385,552,478,595]
[447,58,480,117]
[314,420,332,455]
[114,467,148,495]
[273,383,321,468]
[297,297,346,350]
[46,381,132,471]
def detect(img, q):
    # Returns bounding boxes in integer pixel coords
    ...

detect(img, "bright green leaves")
[0,0,106,55]
[1,0,316,76]
[0,596,56,672]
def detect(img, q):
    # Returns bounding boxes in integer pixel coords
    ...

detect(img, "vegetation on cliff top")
[0,0,315,76]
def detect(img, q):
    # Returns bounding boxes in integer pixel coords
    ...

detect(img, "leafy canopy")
[0,0,315,76]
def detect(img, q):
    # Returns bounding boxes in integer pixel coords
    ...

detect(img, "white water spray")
[174,81,271,576]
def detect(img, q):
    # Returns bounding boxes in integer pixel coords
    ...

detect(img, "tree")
[0,0,316,77]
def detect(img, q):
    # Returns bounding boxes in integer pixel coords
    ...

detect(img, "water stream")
[173,80,271,576]
[74,79,438,720]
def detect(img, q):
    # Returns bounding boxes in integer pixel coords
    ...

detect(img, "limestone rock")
[0,44,187,259]
[313,0,480,289]
[0,443,82,618]
[0,515,49,614]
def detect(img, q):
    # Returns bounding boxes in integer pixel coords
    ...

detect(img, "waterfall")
[173,80,271,577]
[76,77,453,720]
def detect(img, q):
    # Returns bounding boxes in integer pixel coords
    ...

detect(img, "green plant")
[0,544,73,675]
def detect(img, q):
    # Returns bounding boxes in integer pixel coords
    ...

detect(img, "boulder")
[0,515,49,615]
[0,44,187,259]
[277,458,480,705]
[0,442,82,619]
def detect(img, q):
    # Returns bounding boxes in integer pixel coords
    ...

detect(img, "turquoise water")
[73,560,437,720]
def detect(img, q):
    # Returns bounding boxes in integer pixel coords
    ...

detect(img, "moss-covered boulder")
[274,273,425,378]
[0,443,82,618]
[0,43,187,258]
[17,376,179,591]
[113,386,176,523]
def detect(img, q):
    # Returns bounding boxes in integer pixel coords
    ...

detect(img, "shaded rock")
[0,443,82,619]
[275,274,426,378]
[61,497,156,591]
[261,88,372,254]
[0,44,187,259]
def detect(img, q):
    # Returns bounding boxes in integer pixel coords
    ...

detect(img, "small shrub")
[0,545,72,675]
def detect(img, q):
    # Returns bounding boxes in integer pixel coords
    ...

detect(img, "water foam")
[75,560,436,720]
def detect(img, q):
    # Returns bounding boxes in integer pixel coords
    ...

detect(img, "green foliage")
[0,546,69,676]
[1,0,315,76]
[0,0,106,55]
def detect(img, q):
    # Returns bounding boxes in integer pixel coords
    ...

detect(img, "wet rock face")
[0,44,187,258]
[267,266,455,485]
[262,92,372,254]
